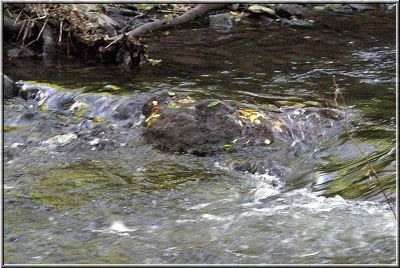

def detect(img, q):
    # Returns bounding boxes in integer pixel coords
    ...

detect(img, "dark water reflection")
[3,8,396,264]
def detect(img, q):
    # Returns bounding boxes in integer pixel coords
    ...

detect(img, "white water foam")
[92,220,136,237]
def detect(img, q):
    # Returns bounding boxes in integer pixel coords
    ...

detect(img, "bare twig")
[332,75,396,219]
[16,19,28,42]
[24,16,48,48]
[105,34,124,49]
[58,21,63,43]
[21,19,34,47]
[13,10,23,26]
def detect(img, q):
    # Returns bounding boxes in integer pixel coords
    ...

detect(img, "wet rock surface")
[276,4,305,19]
[281,18,314,29]
[7,47,36,59]
[4,75,17,98]
[143,94,251,155]
[348,4,377,11]
[209,13,233,31]
[142,91,343,156]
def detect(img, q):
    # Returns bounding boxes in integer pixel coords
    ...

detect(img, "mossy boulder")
[142,91,343,157]
[142,92,275,156]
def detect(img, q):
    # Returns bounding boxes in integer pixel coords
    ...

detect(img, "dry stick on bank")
[109,4,228,41]
[24,16,48,48]
[332,75,396,219]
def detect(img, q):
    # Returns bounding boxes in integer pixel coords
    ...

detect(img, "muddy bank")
[3,3,393,71]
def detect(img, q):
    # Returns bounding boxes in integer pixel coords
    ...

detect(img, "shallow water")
[3,9,397,264]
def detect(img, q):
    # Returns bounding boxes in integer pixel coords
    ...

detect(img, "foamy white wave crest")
[92,220,136,237]
[248,173,283,201]
[201,214,234,222]
[188,203,211,210]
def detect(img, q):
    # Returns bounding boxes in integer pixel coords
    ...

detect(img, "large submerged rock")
[142,91,343,156]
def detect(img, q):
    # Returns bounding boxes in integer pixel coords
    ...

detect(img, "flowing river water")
[3,10,397,264]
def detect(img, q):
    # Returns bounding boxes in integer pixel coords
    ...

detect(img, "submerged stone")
[209,13,233,31]
[224,156,292,178]
[7,47,35,59]
[281,18,314,28]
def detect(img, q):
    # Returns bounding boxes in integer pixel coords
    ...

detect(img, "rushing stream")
[3,10,397,264]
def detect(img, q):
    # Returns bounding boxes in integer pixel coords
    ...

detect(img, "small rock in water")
[209,13,232,31]
[248,4,277,17]
[275,4,305,18]
[281,18,314,29]
[330,5,354,14]
[7,47,35,59]
[348,4,377,11]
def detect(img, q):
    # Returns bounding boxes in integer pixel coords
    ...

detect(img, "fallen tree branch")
[109,4,228,41]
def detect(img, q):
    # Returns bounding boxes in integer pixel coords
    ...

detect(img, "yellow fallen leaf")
[177,98,194,104]
[168,102,182,109]
[168,91,176,97]
[145,113,160,126]
[239,109,256,117]
[239,115,247,121]
[230,11,242,17]
[223,144,233,151]
[152,100,158,106]
[249,113,258,123]
[207,100,220,107]
[92,117,103,123]
[264,139,271,145]
[148,59,162,65]
[254,119,261,125]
